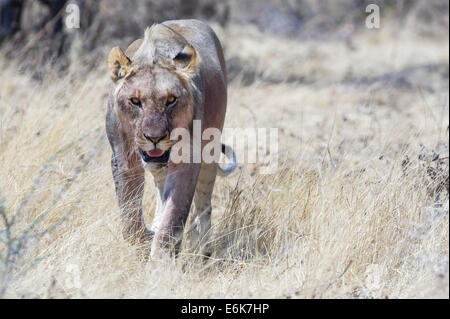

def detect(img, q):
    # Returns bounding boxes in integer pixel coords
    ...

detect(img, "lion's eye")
[129,97,141,107]
[166,95,177,107]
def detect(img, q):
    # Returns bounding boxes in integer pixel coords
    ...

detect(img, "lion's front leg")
[147,164,167,233]
[150,162,201,260]
[185,162,217,255]
[111,152,152,246]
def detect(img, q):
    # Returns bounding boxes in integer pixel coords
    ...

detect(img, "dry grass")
[0,21,448,298]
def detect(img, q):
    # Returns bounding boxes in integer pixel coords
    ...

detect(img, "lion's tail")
[217,143,237,176]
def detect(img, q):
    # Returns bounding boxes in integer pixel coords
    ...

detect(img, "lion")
[105,19,236,260]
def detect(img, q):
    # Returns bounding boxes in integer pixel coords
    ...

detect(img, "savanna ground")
[0,2,449,298]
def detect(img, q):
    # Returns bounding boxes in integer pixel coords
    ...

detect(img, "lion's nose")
[144,132,168,144]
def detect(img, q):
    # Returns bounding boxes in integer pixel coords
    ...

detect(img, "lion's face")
[114,65,194,164]
[108,25,199,164]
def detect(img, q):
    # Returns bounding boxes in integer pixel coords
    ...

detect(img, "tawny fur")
[106,20,231,260]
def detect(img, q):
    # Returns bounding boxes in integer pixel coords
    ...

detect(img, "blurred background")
[0,0,448,77]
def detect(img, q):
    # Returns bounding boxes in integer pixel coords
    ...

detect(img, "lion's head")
[108,24,201,164]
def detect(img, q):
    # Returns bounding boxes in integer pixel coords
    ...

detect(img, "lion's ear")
[108,47,131,82]
[173,44,198,73]
[125,39,143,59]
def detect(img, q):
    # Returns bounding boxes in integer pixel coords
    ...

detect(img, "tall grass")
[0,21,448,298]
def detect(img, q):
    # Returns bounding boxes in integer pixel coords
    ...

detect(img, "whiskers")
[135,137,174,153]
[158,138,175,151]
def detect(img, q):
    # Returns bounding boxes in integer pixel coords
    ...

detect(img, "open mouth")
[139,147,171,164]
